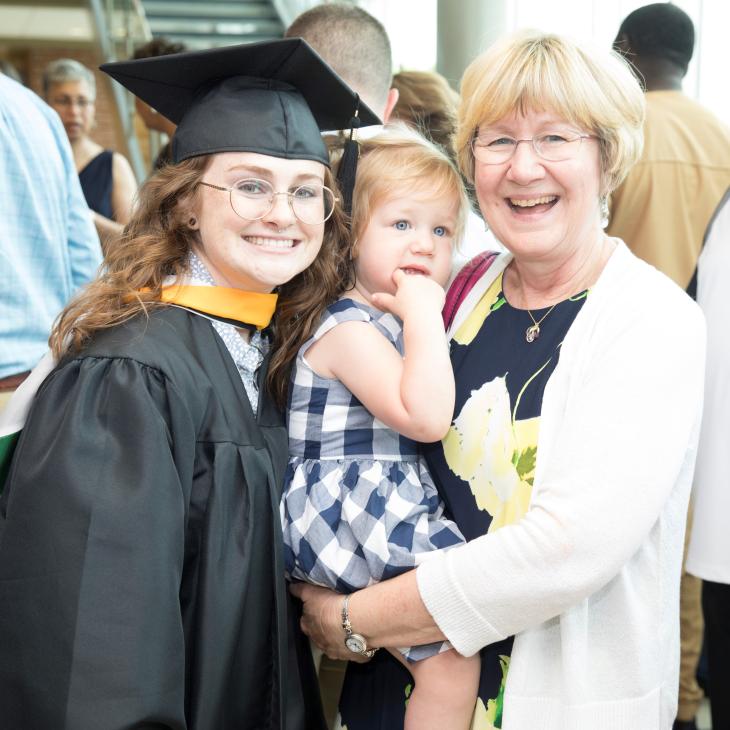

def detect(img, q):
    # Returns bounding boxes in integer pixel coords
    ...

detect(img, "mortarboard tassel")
[336,97,362,216]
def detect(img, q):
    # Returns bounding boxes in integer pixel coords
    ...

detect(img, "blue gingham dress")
[281,299,464,661]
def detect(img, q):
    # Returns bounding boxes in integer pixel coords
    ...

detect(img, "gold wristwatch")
[341,594,376,658]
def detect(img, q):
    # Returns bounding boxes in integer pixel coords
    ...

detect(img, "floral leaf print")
[470,697,499,730]
[454,276,504,346]
[490,295,507,312]
[444,376,534,532]
[515,446,536,478]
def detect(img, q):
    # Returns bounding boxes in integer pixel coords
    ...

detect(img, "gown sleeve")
[0,355,196,729]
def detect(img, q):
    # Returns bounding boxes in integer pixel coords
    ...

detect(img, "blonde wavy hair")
[350,123,471,251]
[456,30,645,195]
[50,156,351,409]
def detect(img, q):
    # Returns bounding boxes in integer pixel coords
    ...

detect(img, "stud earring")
[188,216,197,228]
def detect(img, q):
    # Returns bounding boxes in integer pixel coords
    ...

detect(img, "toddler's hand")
[371,269,446,321]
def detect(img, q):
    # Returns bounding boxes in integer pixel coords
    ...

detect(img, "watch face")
[345,634,367,655]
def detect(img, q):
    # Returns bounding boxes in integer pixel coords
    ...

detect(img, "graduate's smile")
[243,234,299,250]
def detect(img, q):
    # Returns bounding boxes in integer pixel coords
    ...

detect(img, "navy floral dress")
[338,271,587,730]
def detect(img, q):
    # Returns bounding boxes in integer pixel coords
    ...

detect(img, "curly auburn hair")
[50,156,352,409]
[267,173,352,408]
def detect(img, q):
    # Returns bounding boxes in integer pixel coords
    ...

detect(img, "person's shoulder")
[0,76,62,136]
[609,241,704,326]
[325,297,377,323]
[111,150,134,173]
[645,91,730,148]
[316,298,402,347]
[0,74,39,109]
[78,306,209,376]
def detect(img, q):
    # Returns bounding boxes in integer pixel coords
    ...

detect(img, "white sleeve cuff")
[416,547,503,657]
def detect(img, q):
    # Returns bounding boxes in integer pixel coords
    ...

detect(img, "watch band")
[341,594,376,658]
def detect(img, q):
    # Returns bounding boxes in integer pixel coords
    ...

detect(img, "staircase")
[140,0,284,50]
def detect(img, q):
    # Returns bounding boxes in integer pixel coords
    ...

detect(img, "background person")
[609,7,730,727]
[43,58,138,252]
[292,31,705,730]
[686,187,730,730]
[0,39,378,729]
[285,2,399,125]
[609,2,730,292]
[391,70,460,159]
[0,71,100,413]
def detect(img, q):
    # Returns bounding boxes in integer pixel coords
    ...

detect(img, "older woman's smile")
[508,195,558,209]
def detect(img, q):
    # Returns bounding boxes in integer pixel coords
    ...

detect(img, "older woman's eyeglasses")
[199,178,338,225]
[471,131,594,165]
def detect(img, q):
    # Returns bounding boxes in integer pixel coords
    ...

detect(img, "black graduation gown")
[0,306,325,730]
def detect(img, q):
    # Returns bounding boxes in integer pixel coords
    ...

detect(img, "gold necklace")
[525,304,557,343]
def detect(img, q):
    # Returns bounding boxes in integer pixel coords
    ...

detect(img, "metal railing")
[88,0,152,181]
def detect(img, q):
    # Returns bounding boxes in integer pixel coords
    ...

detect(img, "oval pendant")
[526,324,540,343]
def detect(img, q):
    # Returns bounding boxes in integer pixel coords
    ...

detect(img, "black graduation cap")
[100,38,381,167]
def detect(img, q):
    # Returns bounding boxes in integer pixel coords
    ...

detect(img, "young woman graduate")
[0,40,378,730]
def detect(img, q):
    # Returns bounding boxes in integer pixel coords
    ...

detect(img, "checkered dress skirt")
[281,299,464,661]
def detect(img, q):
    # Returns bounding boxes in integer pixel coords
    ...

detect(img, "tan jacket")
[608,90,730,288]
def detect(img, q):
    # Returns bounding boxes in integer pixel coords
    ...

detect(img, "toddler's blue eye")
[394,220,410,231]
[434,226,447,237]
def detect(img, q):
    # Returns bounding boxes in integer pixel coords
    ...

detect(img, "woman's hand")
[289,582,371,662]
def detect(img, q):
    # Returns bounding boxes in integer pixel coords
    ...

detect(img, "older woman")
[44,58,137,250]
[292,31,705,730]
[0,40,378,729]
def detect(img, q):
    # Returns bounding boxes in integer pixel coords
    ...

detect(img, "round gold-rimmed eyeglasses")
[471,131,595,165]
[199,178,338,225]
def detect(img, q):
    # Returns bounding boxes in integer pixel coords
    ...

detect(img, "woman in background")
[44,58,137,251]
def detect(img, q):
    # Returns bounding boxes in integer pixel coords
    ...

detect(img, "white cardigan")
[417,241,706,730]
[687,190,730,583]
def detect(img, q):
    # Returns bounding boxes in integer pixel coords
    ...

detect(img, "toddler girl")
[281,127,480,730]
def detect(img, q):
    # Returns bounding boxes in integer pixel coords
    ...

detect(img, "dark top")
[79,149,114,219]
[339,271,587,729]
[0,306,325,730]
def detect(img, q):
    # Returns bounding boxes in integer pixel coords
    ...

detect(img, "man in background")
[0,72,101,412]
[609,2,730,291]
[610,5,730,730]
[285,2,399,124]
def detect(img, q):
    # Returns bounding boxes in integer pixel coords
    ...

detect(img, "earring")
[599,196,609,228]
[188,216,197,228]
